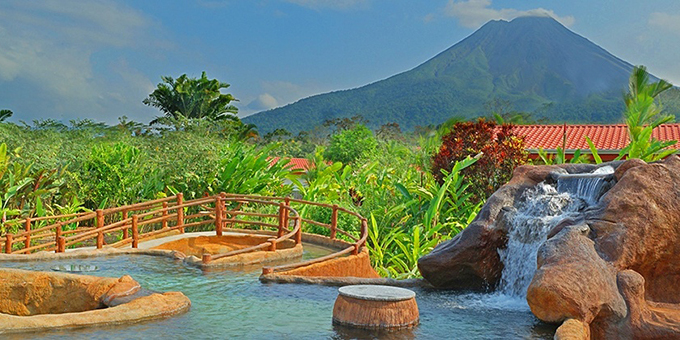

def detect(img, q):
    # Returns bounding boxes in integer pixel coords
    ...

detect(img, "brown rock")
[0,292,190,333]
[276,246,379,278]
[0,268,190,333]
[418,164,563,290]
[555,319,590,340]
[591,270,680,339]
[0,268,119,316]
[613,158,646,181]
[101,275,141,306]
[419,156,680,337]
[589,155,680,303]
[527,225,626,324]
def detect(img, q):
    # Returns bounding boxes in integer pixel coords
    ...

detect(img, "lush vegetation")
[432,119,528,200]
[618,66,677,161]
[244,17,680,134]
[144,72,239,125]
[1,65,677,279]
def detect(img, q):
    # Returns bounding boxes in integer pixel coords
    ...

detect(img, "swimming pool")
[0,253,556,339]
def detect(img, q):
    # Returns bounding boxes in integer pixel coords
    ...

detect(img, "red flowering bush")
[432,119,528,200]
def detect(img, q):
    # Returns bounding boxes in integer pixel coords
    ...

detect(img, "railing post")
[132,215,139,248]
[268,238,277,252]
[5,234,12,254]
[96,209,104,249]
[202,254,212,264]
[162,201,168,229]
[284,203,290,230]
[352,218,368,255]
[284,196,290,230]
[24,217,31,251]
[277,202,285,238]
[55,223,62,253]
[58,236,66,253]
[177,193,184,234]
[330,204,338,239]
[262,267,273,275]
[122,209,129,239]
[215,195,224,236]
[295,217,302,245]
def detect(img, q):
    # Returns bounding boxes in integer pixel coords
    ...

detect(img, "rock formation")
[418,156,680,339]
[0,268,190,333]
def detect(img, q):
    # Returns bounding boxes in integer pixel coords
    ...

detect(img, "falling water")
[496,167,614,299]
[556,166,614,205]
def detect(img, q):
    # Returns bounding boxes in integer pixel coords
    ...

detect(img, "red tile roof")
[514,124,680,151]
[268,157,311,171]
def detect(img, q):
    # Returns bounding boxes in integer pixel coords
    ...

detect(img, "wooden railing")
[0,194,367,274]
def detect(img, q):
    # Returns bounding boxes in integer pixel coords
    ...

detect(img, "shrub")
[79,142,147,207]
[324,125,377,164]
[432,119,528,200]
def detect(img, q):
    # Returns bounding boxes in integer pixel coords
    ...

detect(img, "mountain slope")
[245,16,654,134]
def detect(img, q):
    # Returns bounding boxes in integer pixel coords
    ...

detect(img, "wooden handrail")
[2,193,369,276]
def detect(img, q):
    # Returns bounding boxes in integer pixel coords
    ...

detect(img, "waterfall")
[556,166,614,205]
[496,167,614,299]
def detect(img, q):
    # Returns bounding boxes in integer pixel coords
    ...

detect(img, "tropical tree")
[618,66,677,161]
[431,119,528,200]
[143,72,239,125]
[324,124,377,164]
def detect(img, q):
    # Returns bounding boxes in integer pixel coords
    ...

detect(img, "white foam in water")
[556,168,613,205]
[486,171,614,311]
[497,183,582,300]
[592,165,614,175]
[446,169,615,314]
[447,292,533,312]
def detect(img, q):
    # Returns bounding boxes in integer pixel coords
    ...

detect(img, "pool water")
[0,253,556,339]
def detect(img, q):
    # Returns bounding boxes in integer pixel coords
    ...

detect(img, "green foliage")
[324,125,377,164]
[0,142,71,234]
[144,71,239,125]
[617,66,677,161]
[79,142,147,207]
[0,110,12,122]
[0,120,296,224]
[214,143,295,196]
[366,156,481,278]
[585,136,603,164]
[536,147,591,165]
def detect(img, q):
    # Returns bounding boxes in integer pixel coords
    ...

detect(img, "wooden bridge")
[0,194,369,276]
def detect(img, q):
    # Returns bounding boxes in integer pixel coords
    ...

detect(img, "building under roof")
[513,124,680,161]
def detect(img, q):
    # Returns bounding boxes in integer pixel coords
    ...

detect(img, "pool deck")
[66,231,250,252]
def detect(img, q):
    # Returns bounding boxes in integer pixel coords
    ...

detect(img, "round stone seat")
[332,285,419,330]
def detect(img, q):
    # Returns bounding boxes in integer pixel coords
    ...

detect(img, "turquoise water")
[0,253,556,339]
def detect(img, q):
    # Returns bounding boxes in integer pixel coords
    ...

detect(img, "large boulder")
[0,268,191,333]
[418,156,680,338]
[417,163,590,290]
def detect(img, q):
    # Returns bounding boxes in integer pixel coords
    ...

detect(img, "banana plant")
[617,66,677,162]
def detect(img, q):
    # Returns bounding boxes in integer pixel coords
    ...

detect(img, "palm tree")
[143,72,239,125]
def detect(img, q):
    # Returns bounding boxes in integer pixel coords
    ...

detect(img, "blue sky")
[1,0,679,124]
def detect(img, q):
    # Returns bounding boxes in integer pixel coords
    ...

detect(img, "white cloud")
[239,80,330,116]
[0,0,163,123]
[246,93,280,111]
[284,0,369,10]
[649,12,680,35]
[440,0,575,28]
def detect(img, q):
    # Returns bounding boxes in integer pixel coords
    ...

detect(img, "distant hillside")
[245,16,675,134]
